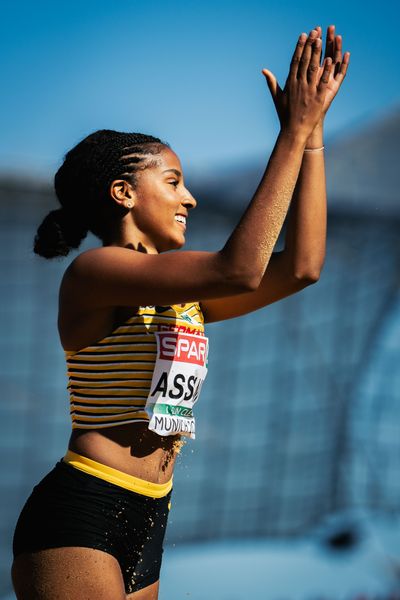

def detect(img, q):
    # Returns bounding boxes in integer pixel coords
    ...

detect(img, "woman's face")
[131,147,197,253]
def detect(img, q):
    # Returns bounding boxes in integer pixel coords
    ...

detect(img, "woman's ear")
[109,179,136,208]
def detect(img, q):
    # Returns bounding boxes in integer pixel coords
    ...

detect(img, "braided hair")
[33,129,170,259]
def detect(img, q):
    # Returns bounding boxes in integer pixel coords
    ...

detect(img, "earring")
[126,202,133,208]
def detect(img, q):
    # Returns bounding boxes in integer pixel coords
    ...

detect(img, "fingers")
[317,57,333,94]
[307,37,322,84]
[324,25,335,60]
[287,25,349,90]
[334,51,351,84]
[334,34,342,64]
[288,32,307,81]
[321,25,349,83]
[333,34,343,77]
[325,25,350,82]
[296,29,319,81]
[262,68,281,100]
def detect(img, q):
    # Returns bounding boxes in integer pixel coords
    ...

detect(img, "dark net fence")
[0,177,399,596]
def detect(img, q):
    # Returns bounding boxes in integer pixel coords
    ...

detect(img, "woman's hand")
[262,29,332,139]
[262,26,350,130]
[312,25,350,119]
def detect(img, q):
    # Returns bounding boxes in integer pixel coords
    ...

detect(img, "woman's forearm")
[219,129,307,288]
[282,121,327,280]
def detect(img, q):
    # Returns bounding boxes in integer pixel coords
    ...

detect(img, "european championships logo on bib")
[145,331,209,439]
[179,309,199,325]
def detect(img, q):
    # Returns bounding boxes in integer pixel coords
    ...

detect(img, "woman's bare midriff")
[68,423,187,484]
[60,275,189,485]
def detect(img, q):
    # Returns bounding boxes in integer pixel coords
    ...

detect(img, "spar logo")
[158,332,207,366]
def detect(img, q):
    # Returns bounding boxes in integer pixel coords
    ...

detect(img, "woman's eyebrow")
[162,168,182,177]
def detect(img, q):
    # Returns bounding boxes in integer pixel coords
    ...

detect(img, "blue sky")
[1,0,399,179]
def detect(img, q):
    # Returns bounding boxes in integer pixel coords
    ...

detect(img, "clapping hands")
[262,25,350,132]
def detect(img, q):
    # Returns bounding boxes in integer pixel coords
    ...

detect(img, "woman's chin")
[158,236,185,253]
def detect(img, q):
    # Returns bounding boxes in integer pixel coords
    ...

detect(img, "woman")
[11,25,349,600]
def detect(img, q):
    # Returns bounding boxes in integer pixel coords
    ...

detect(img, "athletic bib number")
[145,331,209,439]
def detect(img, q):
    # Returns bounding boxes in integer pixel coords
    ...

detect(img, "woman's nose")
[182,189,197,209]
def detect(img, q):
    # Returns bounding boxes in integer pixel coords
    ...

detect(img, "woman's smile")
[174,214,187,230]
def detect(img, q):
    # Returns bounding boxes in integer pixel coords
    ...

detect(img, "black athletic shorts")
[12,459,173,594]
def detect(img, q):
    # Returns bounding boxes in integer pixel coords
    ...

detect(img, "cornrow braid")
[33,129,170,259]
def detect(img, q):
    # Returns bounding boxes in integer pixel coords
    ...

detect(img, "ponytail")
[33,207,89,259]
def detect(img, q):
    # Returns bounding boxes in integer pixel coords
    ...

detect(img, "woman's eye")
[169,181,179,187]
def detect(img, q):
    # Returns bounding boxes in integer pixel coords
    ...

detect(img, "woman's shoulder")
[59,248,108,314]
[64,246,150,283]
[66,246,122,269]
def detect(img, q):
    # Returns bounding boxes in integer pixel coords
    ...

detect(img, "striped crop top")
[64,302,206,429]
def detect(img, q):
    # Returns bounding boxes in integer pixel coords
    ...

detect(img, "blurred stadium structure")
[0,106,399,598]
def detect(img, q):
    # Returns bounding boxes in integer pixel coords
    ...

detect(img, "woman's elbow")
[216,256,262,293]
[292,256,325,283]
[227,271,261,293]
[293,268,322,284]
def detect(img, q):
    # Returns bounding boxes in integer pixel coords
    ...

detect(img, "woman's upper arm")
[199,251,313,323]
[66,246,254,309]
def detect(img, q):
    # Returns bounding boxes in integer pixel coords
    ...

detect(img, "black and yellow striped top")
[64,302,206,429]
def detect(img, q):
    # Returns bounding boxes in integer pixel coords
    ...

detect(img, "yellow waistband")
[63,450,173,499]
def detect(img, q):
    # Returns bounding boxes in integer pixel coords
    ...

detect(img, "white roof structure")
[325,105,400,217]
[187,105,400,219]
